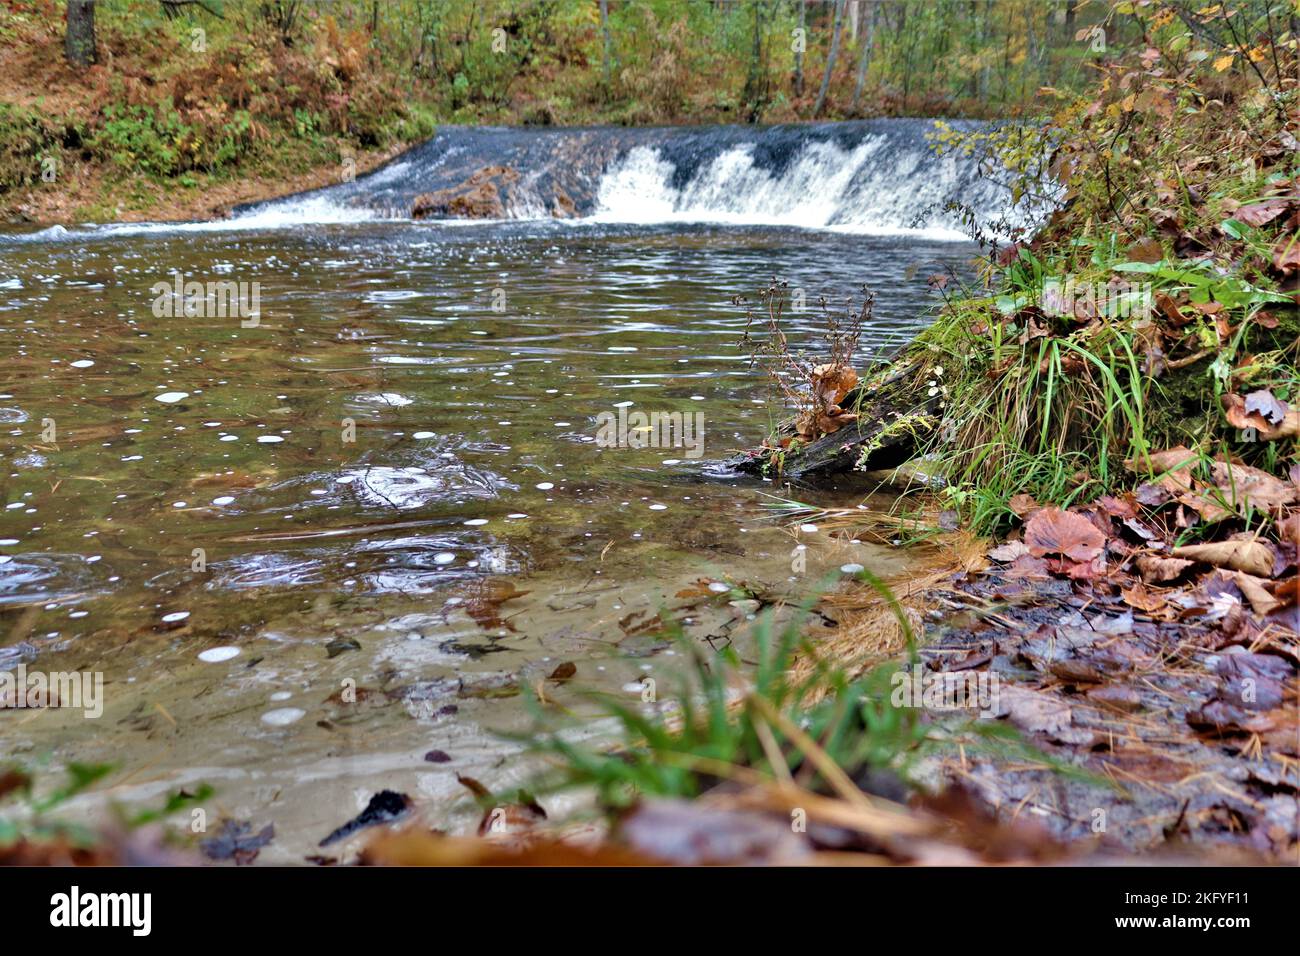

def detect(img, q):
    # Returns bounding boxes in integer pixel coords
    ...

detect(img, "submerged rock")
[412,166,519,219]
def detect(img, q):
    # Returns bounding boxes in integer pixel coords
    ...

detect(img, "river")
[0,120,1006,860]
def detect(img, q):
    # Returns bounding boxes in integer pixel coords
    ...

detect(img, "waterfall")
[3,120,1040,241]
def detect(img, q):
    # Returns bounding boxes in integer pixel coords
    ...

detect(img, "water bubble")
[198,646,240,663]
[212,496,235,506]
[154,391,189,404]
[260,707,306,727]
[257,435,284,444]
[536,482,554,491]
[840,563,865,574]
[69,360,94,369]
[434,553,456,565]
[162,611,191,623]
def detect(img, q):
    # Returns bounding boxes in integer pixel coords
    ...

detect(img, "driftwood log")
[728,358,941,483]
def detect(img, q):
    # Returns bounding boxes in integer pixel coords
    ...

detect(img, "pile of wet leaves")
[912,466,1298,860]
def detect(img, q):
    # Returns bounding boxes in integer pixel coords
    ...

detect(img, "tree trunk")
[793,0,806,98]
[599,0,612,90]
[744,0,766,122]
[813,0,846,117]
[65,0,96,67]
[850,1,877,112]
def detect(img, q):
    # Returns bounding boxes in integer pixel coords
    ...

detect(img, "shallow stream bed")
[0,217,973,859]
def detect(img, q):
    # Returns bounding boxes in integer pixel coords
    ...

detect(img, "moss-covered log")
[729,358,941,482]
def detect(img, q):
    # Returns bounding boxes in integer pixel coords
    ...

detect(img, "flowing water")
[0,121,1007,860]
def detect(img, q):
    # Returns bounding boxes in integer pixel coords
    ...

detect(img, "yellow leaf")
[1213,54,1234,71]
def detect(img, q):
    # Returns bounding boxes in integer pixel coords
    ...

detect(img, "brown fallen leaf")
[616,798,812,865]
[457,775,548,838]
[1208,460,1298,511]
[361,829,661,866]
[1278,514,1300,546]
[1222,392,1274,432]
[811,363,859,407]
[1235,199,1291,227]
[1271,231,1300,274]
[1172,539,1274,577]
[1127,236,1164,263]
[1006,493,1039,519]
[987,540,1030,562]
[1122,580,1168,613]
[1234,572,1282,616]
[462,580,531,632]
[1085,684,1144,713]
[1244,388,1288,426]
[1188,700,1276,735]
[1260,408,1300,441]
[1125,445,1200,496]
[1135,553,1195,583]
[547,661,577,682]
[994,686,1073,734]
[1023,506,1106,562]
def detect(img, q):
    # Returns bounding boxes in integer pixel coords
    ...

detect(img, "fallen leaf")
[994,686,1072,734]
[1128,237,1164,263]
[462,580,531,632]
[1208,460,1297,511]
[547,661,577,681]
[1234,572,1282,615]
[1244,388,1288,425]
[811,363,859,407]
[1085,684,1144,712]
[1234,200,1290,227]
[201,819,275,865]
[1278,514,1300,546]
[1172,539,1274,577]
[616,798,811,865]
[457,775,547,838]
[1222,392,1274,432]
[1272,232,1300,274]
[1023,507,1106,562]
[1124,445,1198,493]
[1122,580,1168,613]
[988,540,1030,562]
[1135,553,1195,583]
[1008,493,1040,518]
[1260,408,1300,441]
